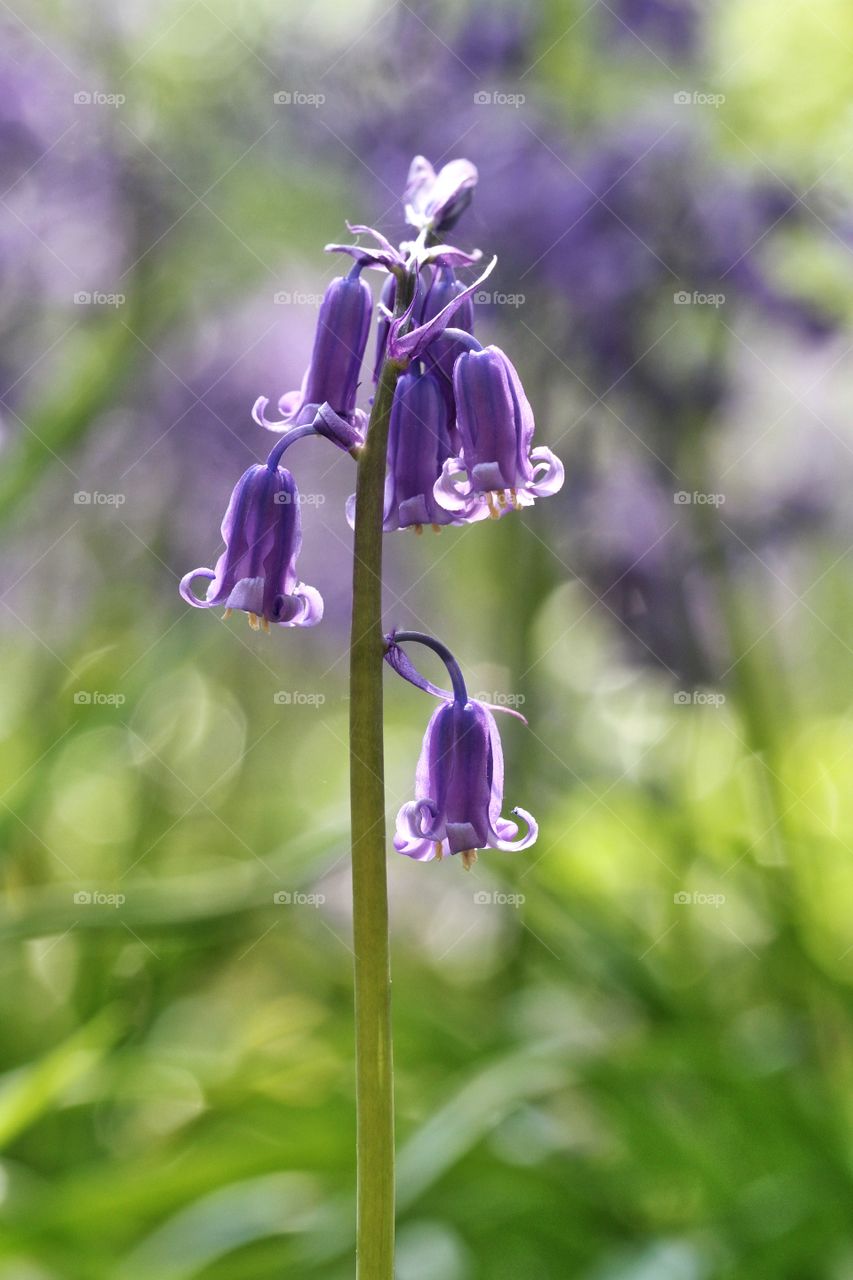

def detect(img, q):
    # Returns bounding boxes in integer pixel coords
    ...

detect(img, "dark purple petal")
[381,368,459,531]
[179,464,323,629]
[387,256,496,361]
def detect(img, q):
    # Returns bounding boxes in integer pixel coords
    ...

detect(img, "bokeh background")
[2,1,853,1276]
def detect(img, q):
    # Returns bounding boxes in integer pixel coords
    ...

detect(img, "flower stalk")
[348,276,413,1280]
[178,154,561,1276]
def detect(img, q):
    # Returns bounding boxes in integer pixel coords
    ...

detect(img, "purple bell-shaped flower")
[180,435,323,631]
[434,345,564,521]
[386,631,537,867]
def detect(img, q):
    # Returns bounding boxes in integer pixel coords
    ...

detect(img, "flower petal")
[529,445,565,497]
[489,806,539,852]
[179,568,216,608]
[387,257,496,362]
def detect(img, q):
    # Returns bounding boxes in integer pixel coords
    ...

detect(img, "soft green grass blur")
[2,2,853,1278]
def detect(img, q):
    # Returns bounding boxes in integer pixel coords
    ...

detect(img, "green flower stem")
[348,275,412,1280]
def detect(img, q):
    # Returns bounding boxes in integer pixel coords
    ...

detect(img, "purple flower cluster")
[180,156,554,863]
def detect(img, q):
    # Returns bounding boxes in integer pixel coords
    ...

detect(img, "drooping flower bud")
[254,269,373,431]
[404,155,478,233]
[420,266,475,437]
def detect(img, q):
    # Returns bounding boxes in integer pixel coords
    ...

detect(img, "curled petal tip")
[179,568,215,607]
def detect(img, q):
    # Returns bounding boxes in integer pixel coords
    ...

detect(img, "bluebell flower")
[420,266,475,433]
[434,345,564,521]
[386,631,537,867]
[180,432,323,631]
[253,268,373,431]
[349,367,457,533]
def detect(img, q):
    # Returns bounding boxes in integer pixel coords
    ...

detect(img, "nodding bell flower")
[421,267,475,434]
[253,267,372,432]
[434,345,565,522]
[404,155,479,233]
[385,631,538,867]
[180,429,323,631]
[357,367,457,533]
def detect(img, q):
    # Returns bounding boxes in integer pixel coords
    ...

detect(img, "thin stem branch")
[349,278,412,1280]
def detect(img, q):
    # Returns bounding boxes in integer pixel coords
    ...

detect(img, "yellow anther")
[497,491,507,506]
[414,524,423,536]
[461,849,478,871]
[248,612,260,631]
[431,523,442,534]
[486,492,500,520]
[261,617,271,634]
[434,842,444,861]
[223,608,232,619]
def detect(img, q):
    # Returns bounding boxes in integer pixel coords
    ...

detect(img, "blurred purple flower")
[608,0,701,59]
